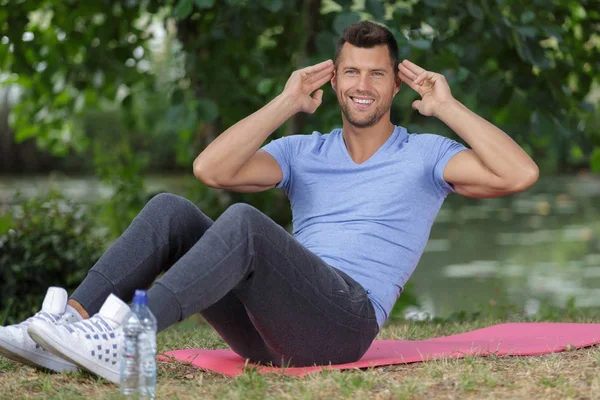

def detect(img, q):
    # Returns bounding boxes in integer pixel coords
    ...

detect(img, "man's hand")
[282,59,334,114]
[398,59,455,117]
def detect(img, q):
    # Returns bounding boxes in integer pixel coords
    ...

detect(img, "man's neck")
[342,118,395,164]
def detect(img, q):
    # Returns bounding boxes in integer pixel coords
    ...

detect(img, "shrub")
[0,191,107,325]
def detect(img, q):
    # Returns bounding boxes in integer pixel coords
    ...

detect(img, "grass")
[1,314,599,399]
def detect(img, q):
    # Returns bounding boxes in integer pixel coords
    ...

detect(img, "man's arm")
[193,59,334,191]
[398,60,539,198]
[436,102,538,198]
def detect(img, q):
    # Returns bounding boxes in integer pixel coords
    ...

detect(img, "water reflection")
[413,174,600,318]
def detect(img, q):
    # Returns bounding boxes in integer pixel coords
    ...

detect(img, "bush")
[0,191,107,325]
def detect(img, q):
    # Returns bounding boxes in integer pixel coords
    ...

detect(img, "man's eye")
[345,70,357,75]
[373,72,384,76]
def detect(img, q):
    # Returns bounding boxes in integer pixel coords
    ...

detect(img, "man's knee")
[224,203,262,218]
[146,192,198,214]
[220,203,267,230]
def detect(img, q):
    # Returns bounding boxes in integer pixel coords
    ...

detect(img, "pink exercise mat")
[159,322,600,377]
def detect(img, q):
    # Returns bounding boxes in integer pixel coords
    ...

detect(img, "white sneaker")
[0,287,80,372]
[28,293,130,384]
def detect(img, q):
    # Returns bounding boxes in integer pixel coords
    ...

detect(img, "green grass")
[1,314,599,399]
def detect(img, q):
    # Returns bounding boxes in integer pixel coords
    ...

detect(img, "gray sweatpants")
[71,193,379,367]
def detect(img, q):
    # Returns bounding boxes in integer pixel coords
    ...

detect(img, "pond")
[1,173,599,319]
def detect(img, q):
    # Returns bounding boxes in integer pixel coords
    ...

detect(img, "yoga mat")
[159,322,600,377]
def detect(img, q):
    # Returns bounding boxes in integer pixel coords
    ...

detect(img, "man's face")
[332,43,401,128]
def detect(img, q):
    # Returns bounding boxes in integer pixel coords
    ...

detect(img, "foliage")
[81,108,150,237]
[0,191,106,324]
[1,0,599,177]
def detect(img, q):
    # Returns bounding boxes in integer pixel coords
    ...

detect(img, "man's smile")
[349,96,375,110]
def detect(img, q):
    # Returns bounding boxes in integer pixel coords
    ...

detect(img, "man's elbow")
[193,162,219,188]
[511,164,540,192]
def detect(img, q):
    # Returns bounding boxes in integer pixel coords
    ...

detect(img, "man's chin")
[347,119,378,129]
[346,113,379,128]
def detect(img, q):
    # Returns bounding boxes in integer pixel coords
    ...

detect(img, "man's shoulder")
[403,132,457,152]
[278,128,339,149]
[407,132,447,142]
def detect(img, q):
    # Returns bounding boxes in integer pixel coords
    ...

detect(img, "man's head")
[331,21,401,129]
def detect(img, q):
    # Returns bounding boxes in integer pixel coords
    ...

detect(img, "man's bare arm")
[398,59,539,198]
[193,60,334,189]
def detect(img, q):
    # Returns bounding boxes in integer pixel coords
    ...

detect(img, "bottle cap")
[133,290,148,306]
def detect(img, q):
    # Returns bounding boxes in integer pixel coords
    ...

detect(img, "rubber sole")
[27,326,120,384]
[0,336,77,373]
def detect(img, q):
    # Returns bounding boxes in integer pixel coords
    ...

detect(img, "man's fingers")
[308,71,334,93]
[301,59,334,75]
[399,64,418,81]
[398,70,421,93]
[306,66,334,85]
[312,89,324,104]
[414,71,434,85]
[401,59,425,75]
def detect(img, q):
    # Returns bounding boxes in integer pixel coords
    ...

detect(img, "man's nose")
[356,73,370,91]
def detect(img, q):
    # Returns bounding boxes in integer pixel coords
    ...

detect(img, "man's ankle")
[67,299,90,319]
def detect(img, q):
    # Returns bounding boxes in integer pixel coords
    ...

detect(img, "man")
[0,21,538,383]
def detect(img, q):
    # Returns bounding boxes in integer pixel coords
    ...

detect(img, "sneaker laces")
[17,311,62,328]
[63,315,115,335]
[55,311,80,325]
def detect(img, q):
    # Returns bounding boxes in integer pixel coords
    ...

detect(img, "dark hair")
[334,21,399,74]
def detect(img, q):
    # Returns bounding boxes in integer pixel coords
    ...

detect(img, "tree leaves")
[333,12,361,35]
[194,0,215,8]
[365,0,386,19]
[196,98,219,123]
[260,0,283,13]
[1,0,598,174]
[173,0,193,19]
[591,148,600,173]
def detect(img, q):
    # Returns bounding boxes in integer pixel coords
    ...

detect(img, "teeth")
[352,97,373,105]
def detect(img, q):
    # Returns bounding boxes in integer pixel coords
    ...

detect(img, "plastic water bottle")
[136,291,157,399]
[120,290,157,399]
[120,306,141,396]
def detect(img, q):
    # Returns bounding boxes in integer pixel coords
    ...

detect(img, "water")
[410,174,600,318]
[1,173,599,318]
[120,290,157,399]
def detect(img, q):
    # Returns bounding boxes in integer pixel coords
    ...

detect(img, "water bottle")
[135,291,157,399]
[119,290,157,399]
[120,306,141,396]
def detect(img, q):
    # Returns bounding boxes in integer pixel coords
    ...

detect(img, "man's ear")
[393,73,402,97]
[330,69,337,91]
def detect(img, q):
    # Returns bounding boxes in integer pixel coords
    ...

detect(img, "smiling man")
[0,21,538,383]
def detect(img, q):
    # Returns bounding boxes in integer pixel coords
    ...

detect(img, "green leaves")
[261,0,283,13]
[0,0,598,176]
[521,11,536,24]
[591,149,600,173]
[0,192,107,324]
[194,0,215,8]
[466,1,484,20]
[424,0,445,8]
[365,0,386,19]
[333,12,361,35]
[173,0,193,18]
[409,39,432,50]
[196,98,219,123]
[0,214,12,235]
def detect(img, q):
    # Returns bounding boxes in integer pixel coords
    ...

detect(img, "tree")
[1,0,598,176]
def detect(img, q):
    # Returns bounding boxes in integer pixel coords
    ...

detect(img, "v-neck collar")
[338,126,405,166]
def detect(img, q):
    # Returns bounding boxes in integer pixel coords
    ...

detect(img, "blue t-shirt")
[261,125,468,329]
